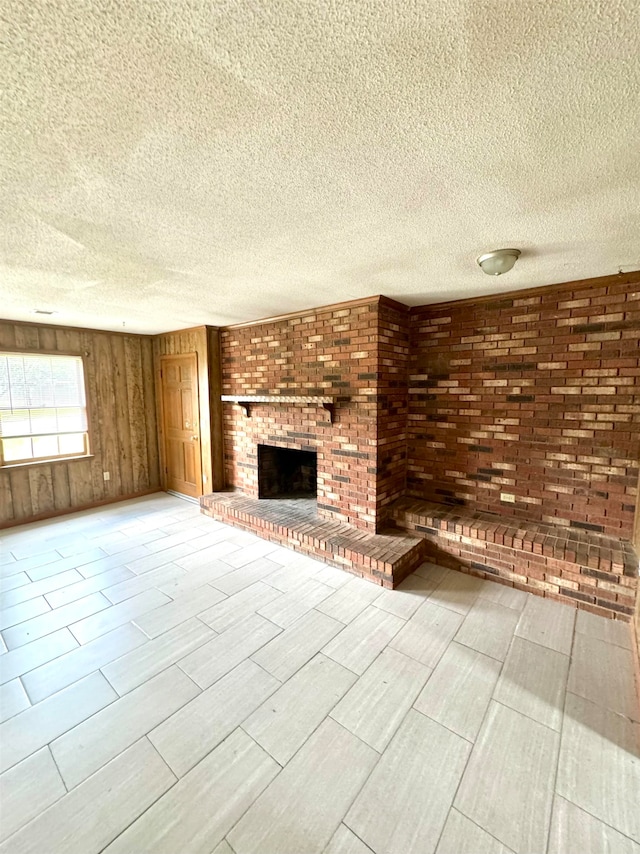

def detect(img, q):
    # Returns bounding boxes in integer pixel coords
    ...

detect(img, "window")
[0,352,90,465]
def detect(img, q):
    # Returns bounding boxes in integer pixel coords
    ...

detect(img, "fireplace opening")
[258,445,317,499]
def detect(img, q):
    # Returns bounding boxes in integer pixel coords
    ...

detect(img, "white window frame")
[0,350,91,467]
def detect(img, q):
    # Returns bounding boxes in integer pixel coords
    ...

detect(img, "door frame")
[157,352,203,498]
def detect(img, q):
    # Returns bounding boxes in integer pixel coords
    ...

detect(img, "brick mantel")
[221,395,338,422]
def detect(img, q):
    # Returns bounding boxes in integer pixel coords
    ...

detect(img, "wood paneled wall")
[0,320,160,526]
[153,325,224,495]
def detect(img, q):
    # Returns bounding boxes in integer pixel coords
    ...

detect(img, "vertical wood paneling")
[68,458,95,506]
[0,320,161,527]
[28,466,54,516]
[93,332,122,497]
[8,469,32,518]
[152,338,166,489]
[14,325,40,350]
[141,338,160,489]
[111,335,134,495]
[52,465,71,512]
[0,472,14,522]
[124,337,148,493]
[0,321,17,349]
[55,327,83,351]
[82,331,107,503]
[37,326,57,350]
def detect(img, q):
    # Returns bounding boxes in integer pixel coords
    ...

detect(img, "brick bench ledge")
[388,497,639,621]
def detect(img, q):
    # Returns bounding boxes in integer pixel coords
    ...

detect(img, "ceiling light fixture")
[477,248,521,276]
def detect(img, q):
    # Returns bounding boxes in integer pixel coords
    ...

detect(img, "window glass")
[0,353,90,465]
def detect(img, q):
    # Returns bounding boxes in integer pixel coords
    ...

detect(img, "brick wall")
[407,273,640,539]
[375,300,409,519]
[221,297,408,532]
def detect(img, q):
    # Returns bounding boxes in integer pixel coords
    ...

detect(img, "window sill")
[1,455,95,470]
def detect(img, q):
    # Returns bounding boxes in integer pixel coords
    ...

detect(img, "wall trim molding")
[0,488,162,530]
[223,294,408,331]
[410,270,640,315]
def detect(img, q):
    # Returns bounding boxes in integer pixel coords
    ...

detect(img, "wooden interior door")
[159,354,202,498]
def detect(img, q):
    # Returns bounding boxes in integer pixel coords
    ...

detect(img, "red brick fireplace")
[202,274,639,617]
[219,296,410,534]
[201,295,425,588]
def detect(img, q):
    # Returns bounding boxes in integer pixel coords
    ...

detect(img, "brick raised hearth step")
[200,492,425,587]
[388,497,639,620]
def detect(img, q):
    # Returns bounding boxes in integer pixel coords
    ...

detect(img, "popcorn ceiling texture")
[2,1,640,333]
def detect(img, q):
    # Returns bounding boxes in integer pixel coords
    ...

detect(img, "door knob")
[191,435,198,441]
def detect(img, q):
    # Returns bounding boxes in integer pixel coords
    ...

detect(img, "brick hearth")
[389,497,638,619]
[200,492,425,587]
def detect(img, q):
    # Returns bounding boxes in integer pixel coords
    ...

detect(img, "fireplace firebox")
[258,445,317,499]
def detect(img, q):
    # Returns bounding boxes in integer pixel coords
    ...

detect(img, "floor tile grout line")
[573,625,635,652]
[555,789,640,847]
[432,626,513,853]
[491,697,563,736]
[330,826,376,854]
[237,723,285,769]
[239,672,377,798]
[476,590,528,612]
[244,655,285,686]
[545,617,579,854]
[562,687,640,726]
[321,616,406,676]
[260,715,385,854]
[512,630,572,658]
[46,743,69,795]
[2,592,114,643]
[85,735,181,854]
[2,622,80,657]
[19,625,154,704]
[1,571,87,609]
[207,731,283,851]
[97,628,213,697]
[409,703,475,746]
[0,680,121,778]
[0,596,53,631]
[326,645,430,753]
[446,806,520,854]
[44,668,203,792]
[452,635,510,664]
[0,628,81,685]
[180,726,280,852]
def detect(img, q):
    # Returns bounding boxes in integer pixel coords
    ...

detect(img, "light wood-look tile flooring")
[1,494,639,854]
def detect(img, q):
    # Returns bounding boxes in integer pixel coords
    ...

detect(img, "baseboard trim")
[0,488,163,530]
[166,490,200,505]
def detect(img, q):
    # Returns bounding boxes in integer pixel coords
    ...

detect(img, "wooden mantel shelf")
[221,395,336,422]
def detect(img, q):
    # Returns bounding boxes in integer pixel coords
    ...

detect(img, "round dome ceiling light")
[477,248,521,276]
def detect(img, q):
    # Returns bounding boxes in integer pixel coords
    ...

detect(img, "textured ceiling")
[2,0,640,334]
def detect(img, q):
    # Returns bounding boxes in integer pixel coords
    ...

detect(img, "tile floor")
[1,493,639,854]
